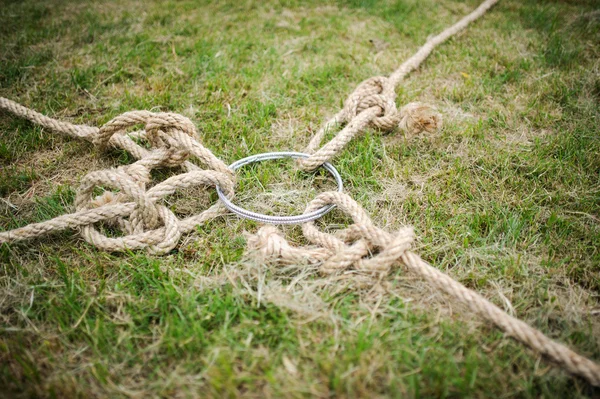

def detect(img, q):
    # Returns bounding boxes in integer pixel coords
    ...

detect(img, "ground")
[1,0,599,397]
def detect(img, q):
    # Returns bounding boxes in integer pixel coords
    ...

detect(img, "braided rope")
[1,0,599,386]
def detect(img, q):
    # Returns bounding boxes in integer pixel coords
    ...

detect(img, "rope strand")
[297,0,499,171]
[0,106,235,254]
[248,191,600,385]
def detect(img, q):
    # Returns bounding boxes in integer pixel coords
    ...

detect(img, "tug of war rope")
[1,0,599,386]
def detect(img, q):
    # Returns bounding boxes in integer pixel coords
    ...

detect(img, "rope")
[298,0,500,171]
[0,97,99,140]
[0,97,235,254]
[248,192,600,386]
[1,0,599,386]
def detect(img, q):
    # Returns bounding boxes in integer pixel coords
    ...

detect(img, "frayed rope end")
[398,102,443,135]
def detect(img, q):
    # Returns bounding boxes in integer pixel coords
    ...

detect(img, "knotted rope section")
[0,97,234,254]
[1,0,600,387]
[299,0,502,171]
[247,194,600,386]
[299,76,443,171]
[248,192,416,274]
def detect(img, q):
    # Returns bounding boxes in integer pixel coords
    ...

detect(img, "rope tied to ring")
[2,0,600,386]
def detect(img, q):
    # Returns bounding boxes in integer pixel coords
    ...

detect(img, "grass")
[1,0,599,397]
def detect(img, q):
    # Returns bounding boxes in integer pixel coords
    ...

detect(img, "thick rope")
[0,99,235,254]
[298,0,500,171]
[247,192,600,385]
[1,0,599,386]
[0,97,99,140]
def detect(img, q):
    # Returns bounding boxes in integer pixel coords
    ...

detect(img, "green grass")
[1,0,599,397]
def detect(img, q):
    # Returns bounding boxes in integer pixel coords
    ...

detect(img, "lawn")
[1,0,599,397]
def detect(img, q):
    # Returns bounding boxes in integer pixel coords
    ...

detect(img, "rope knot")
[94,111,198,167]
[246,225,288,259]
[122,163,151,185]
[94,110,232,178]
[343,76,399,131]
[354,226,415,272]
[144,113,197,160]
[296,191,415,274]
[73,166,181,254]
[246,226,331,264]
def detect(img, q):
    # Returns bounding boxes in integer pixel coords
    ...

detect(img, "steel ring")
[216,151,343,224]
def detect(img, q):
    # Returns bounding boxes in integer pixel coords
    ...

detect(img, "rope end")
[398,102,443,136]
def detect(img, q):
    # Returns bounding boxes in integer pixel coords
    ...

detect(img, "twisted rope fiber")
[253,0,600,385]
[248,192,600,385]
[298,0,501,171]
[0,97,235,254]
[1,0,599,386]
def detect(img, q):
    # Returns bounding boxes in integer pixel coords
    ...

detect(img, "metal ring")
[216,151,343,224]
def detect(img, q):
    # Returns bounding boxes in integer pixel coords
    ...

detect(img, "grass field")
[1,0,599,397]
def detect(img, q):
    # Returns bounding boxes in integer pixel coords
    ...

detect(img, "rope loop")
[71,165,235,254]
[298,191,415,273]
[74,165,171,253]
